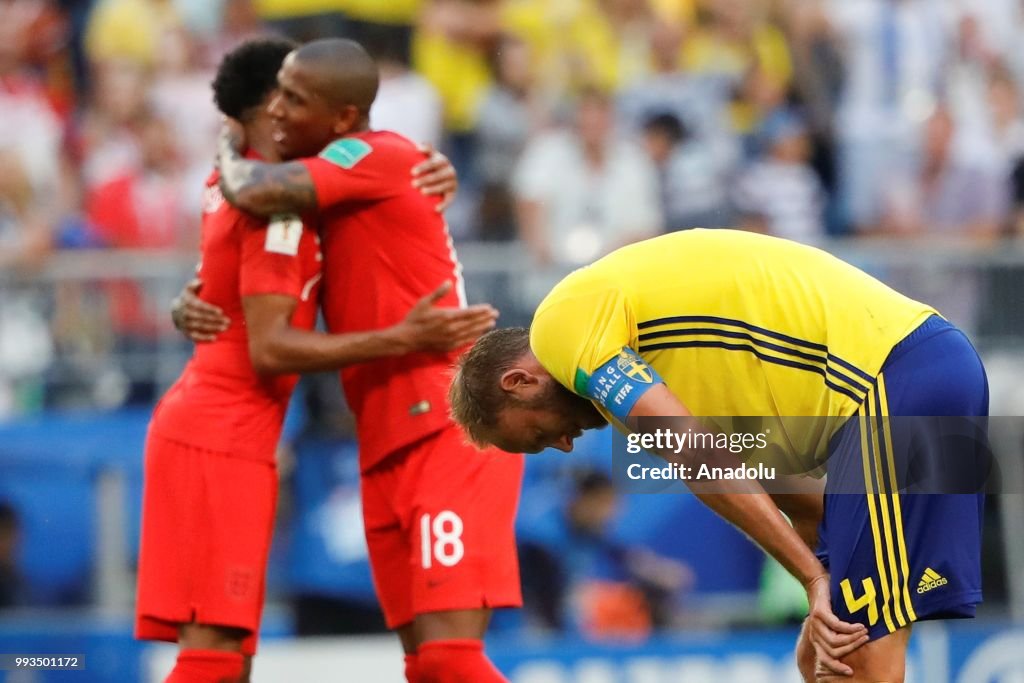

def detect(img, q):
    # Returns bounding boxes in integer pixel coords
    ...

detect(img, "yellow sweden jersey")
[530,230,937,469]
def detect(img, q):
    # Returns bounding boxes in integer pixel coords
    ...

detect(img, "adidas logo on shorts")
[917,567,948,594]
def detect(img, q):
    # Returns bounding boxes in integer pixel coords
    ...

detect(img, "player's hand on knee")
[171,278,230,342]
[398,282,498,352]
[412,143,458,212]
[805,575,868,677]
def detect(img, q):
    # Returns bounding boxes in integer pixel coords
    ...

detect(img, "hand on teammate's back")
[171,278,231,342]
[804,574,868,677]
[412,144,458,212]
[394,281,498,353]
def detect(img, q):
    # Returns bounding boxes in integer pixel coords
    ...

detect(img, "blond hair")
[449,327,531,447]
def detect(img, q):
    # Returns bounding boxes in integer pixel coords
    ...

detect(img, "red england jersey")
[301,130,466,470]
[150,166,322,461]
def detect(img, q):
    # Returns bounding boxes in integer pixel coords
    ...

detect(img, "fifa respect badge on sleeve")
[265,215,303,255]
[586,347,662,421]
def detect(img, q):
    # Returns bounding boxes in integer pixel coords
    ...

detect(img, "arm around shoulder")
[216,124,318,216]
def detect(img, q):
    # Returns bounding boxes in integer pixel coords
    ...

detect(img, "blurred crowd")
[2,0,1024,413]
[4,0,1024,260]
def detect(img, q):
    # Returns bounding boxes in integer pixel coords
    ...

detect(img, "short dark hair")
[449,327,532,447]
[293,38,379,115]
[212,38,297,120]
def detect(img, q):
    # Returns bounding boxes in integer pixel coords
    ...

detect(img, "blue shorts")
[817,315,988,640]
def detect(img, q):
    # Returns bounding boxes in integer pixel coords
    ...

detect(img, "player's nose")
[267,94,285,118]
[552,434,574,453]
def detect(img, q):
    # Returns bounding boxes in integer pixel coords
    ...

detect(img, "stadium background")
[0,0,1023,680]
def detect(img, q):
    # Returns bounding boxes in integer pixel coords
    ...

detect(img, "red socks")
[416,640,507,683]
[164,649,244,683]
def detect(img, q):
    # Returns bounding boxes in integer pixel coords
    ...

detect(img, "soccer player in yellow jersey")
[450,229,989,683]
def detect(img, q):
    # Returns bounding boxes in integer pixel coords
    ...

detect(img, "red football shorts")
[135,433,278,655]
[362,424,524,629]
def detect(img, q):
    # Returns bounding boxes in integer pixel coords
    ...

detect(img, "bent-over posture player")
[451,229,988,683]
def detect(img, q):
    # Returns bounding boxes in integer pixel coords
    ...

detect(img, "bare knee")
[816,626,910,683]
[795,619,816,683]
[178,622,248,652]
[415,608,491,646]
[395,622,417,654]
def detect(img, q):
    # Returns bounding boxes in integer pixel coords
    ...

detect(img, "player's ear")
[499,367,538,397]
[333,104,360,135]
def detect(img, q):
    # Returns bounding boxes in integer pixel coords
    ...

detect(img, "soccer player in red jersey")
[215,39,525,683]
[137,39,497,683]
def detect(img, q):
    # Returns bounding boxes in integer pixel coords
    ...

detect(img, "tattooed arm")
[216,123,318,216]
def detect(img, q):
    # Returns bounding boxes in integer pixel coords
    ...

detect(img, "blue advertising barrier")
[284,436,378,605]
[0,617,1020,682]
[487,622,1021,683]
